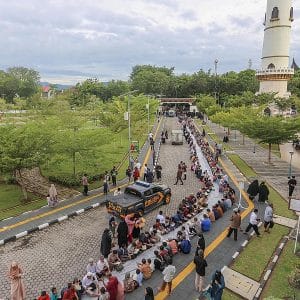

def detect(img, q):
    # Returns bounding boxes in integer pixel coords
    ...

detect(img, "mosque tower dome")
[256,0,294,98]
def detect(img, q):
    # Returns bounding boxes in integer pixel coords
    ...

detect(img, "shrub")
[288,265,300,289]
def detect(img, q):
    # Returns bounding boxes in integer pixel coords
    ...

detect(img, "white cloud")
[0,0,298,84]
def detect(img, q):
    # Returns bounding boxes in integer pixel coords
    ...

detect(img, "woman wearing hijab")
[8,261,25,300]
[196,233,206,255]
[49,184,58,207]
[145,287,154,300]
[210,270,225,300]
[247,180,259,201]
[258,182,269,203]
[100,228,112,258]
[117,220,129,247]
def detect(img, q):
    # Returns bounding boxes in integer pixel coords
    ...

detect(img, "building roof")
[291,58,299,71]
[42,86,51,93]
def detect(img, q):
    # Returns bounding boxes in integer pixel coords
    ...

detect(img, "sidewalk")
[206,120,300,200]
[0,118,165,244]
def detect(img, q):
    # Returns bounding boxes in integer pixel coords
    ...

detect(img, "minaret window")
[267,63,275,69]
[270,7,279,21]
[290,7,294,21]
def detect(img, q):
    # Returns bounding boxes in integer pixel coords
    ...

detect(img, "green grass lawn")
[226,154,295,219]
[227,154,257,178]
[0,183,45,220]
[222,289,243,300]
[232,225,289,281]
[263,241,300,299]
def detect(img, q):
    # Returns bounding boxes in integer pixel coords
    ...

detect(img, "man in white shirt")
[86,258,97,275]
[156,211,165,225]
[96,255,109,275]
[82,272,98,289]
[135,160,141,170]
[158,264,176,295]
[244,208,260,236]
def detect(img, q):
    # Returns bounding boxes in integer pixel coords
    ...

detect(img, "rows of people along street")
[8,115,275,300]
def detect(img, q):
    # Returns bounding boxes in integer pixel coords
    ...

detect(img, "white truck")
[171,129,183,145]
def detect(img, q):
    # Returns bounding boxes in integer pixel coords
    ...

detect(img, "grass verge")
[222,289,243,300]
[232,225,289,281]
[263,240,300,299]
[227,154,295,219]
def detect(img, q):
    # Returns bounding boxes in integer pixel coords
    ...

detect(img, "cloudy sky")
[0,0,299,84]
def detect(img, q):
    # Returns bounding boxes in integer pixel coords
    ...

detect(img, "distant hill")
[39,82,73,90]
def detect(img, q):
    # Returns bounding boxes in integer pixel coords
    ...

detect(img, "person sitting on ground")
[168,239,178,255]
[216,203,224,217]
[201,214,211,232]
[96,255,109,276]
[212,205,220,220]
[107,250,122,271]
[181,225,190,241]
[38,291,50,300]
[138,258,152,280]
[87,258,97,275]
[154,250,165,271]
[118,243,132,262]
[218,200,226,213]
[132,269,143,287]
[86,282,100,298]
[82,273,98,290]
[147,258,155,272]
[123,273,136,293]
[73,278,84,299]
[139,232,153,248]
[207,208,215,222]
[162,241,173,256]
[150,230,162,243]
[99,287,110,300]
[179,236,191,254]
[223,196,232,210]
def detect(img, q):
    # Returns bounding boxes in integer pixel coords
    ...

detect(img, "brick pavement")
[0,117,255,300]
[0,117,208,299]
[206,120,300,200]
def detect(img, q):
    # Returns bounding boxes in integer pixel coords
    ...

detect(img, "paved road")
[0,117,252,300]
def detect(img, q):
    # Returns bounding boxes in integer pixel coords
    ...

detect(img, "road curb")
[0,201,103,246]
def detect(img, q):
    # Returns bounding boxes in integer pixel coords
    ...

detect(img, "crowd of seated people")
[33,118,237,299]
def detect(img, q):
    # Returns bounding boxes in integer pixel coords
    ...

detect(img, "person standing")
[133,167,140,182]
[143,164,148,181]
[110,166,118,187]
[8,261,25,300]
[117,220,128,247]
[258,182,269,203]
[155,165,162,181]
[247,179,259,201]
[244,209,260,237]
[103,180,109,196]
[158,263,176,296]
[288,176,297,197]
[264,203,274,233]
[182,162,187,180]
[125,167,132,182]
[210,270,225,300]
[194,249,207,293]
[174,165,183,185]
[100,228,112,258]
[82,174,89,196]
[227,208,241,241]
[49,184,58,206]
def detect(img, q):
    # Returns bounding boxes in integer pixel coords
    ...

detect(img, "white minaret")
[256,0,294,98]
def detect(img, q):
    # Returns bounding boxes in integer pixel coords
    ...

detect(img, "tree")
[196,95,216,114]
[241,115,300,162]
[7,67,40,98]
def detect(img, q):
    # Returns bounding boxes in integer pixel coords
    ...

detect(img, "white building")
[256,0,294,98]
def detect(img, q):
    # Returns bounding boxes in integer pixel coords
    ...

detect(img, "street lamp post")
[289,150,294,177]
[122,90,139,167]
[214,59,219,104]
[147,95,150,135]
